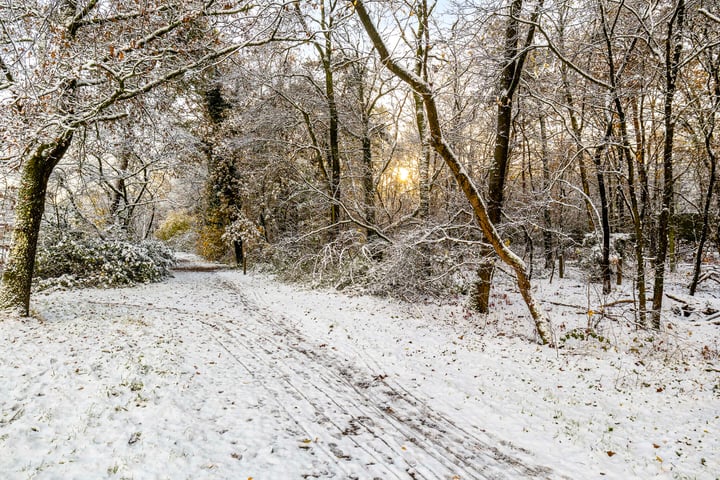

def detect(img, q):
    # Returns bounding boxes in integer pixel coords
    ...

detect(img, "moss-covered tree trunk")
[0,134,73,315]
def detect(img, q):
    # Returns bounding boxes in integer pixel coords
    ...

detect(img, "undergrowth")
[35,230,176,290]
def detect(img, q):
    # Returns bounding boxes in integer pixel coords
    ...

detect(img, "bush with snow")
[271,226,476,300]
[35,230,176,290]
[155,210,197,251]
[578,232,633,280]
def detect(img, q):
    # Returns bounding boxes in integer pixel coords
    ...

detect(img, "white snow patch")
[0,266,717,479]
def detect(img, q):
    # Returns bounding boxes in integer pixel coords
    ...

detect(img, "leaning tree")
[353,0,553,344]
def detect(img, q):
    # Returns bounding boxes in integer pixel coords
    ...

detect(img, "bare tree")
[353,0,552,344]
[651,0,687,329]
[474,0,542,313]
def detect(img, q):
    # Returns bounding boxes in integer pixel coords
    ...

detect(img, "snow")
[1,258,718,479]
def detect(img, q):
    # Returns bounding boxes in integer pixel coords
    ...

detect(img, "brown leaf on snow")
[606,451,616,457]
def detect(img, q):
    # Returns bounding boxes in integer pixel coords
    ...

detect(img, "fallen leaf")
[653,443,660,449]
[607,451,616,457]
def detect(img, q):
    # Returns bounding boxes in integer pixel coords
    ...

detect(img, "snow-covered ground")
[1,258,718,479]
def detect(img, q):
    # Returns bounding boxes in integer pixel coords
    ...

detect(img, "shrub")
[270,226,476,300]
[35,230,176,290]
[155,210,198,251]
[196,223,228,261]
[155,210,194,241]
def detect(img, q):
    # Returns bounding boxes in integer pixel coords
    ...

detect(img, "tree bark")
[0,134,73,314]
[652,0,686,329]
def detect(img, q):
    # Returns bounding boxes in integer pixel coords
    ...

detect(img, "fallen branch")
[544,298,634,311]
[665,292,689,305]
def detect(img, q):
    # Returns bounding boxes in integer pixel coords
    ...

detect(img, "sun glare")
[397,167,410,182]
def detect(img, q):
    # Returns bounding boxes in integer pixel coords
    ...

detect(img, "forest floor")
[1,254,719,479]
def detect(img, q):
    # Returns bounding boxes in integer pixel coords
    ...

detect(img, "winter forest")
[1,0,719,478]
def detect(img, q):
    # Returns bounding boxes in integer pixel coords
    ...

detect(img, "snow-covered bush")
[270,229,368,287]
[358,230,475,298]
[271,226,476,300]
[222,215,264,250]
[35,230,176,290]
[579,233,633,280]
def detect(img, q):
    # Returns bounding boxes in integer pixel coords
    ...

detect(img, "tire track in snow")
[211,274,564,480]
[193,305,410,479]
[81,271,563,479]
[83,280,414,478]
[179,278,451,479]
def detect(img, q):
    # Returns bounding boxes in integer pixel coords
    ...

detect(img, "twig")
[544,299,584,309]
[544,298,634,310]
[602,299,635,308]
[665,292,689,305]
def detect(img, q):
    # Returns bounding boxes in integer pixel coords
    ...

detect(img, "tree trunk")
[0,134,73,314]
[415,91,432,220]
[109,154,130,228]
[352,60,377,241]
[413,0,431,221]
[475,0,541,313]
[354,0,552,344]
[558,7,594,231]
[651,0,686,329]
[591,118,614,295]
[234,239,244,268]
[613,95,648,324]
[362,129,376,238]
[631,97,650,224]
[689,145,715,296]
[320,4,341,234]
[690,65,719,295]
[539,114,554,270]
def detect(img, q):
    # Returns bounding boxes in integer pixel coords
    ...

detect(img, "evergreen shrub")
[35,230,176,290]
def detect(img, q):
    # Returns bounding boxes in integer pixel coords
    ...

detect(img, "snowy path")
[1,270,556,479]
[1,265,718,479]
[200,275,556,479]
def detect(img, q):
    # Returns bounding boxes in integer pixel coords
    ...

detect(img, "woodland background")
[2,0,720,339]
